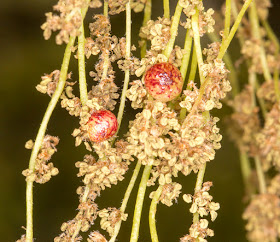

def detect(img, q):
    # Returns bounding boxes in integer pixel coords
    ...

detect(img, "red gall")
[87,110,118,142]
[144,62,183,102]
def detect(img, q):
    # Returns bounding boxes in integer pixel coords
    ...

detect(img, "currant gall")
[144,63,183,102]
[87,110,118,142]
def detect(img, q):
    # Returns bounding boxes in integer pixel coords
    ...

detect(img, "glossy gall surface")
[87,110,118,142]
[144,63,183,102]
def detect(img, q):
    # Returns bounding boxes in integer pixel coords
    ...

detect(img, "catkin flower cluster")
[108,0,145,14]
[41,0,102,44]
[256,102,280,171]
[180,219,214,242]
[22,135,59,184]
[183,182,220,221]
[180,43,231,112]
[227,85,260,154]
[150,182,182,206]
[180,182,219,241]
[139,17,171,52]
[98,208,127,236]
[243,193,280,242]
[180,0,215,35]
[55,147,129,240]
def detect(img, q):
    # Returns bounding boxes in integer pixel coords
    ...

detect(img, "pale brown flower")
[243,193,280,242]
[22,135,59,184]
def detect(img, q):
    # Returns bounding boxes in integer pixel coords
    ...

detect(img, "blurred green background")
[1,0,280,241]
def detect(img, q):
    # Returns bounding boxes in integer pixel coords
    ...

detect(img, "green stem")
[247,69,267,196]
[101,51,110,81]
[261,20,280,101]
[71,186,90,239]
[187,0,252,119]
[192,163,206,224]
[232,0,268,117]
[73,4,111,238]
[248,71,257,107]
[116,0,131,135]
[223,0,232,40]
[248,62,267,117]
[180,29,193,83]
[191,8,205,84]
[130,165,152,242]
[104,0,108,16]
[188,49,198,85]
[109,160,142,242]
[231,0,246,50]
[163,3,183,59]
[25,3,91,241]
[239,150,253,194]
[249,1,272,82]
[218,0,253,59]
[149,185,163,242]
[26,36,76,242]
[179,48,197,121]
[101,2,110,81]
[273,68,280,102]
[71,0,109,235]
[254,156,267,194]
[140,0,152,58]
[208,32,239,96]
[78,20,88,105]
[163,0,170,19]
[254,79,267,117]
[262,20,280,53]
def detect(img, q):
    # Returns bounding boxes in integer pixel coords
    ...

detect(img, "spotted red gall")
[87,110,118,142]
[144,62,183,102]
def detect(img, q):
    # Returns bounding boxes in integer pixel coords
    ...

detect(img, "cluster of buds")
[150,182,182,207]
[139,17,171,52]
[98,208,127,236]
[243,193,280,242]
[180,219,214,242]
[22,135,59,184]
[183,182,220,221]
[256,102,280,170]
[180,0,215,35]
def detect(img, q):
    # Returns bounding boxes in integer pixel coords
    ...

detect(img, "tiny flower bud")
[25,140,34,149]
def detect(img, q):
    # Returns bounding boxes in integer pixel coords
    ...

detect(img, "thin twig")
[180,29,193,82]
[163,0,170,19]
[191,8,205,84]
[208,32,239,96]
[261,20,280,101]
[186,0,253,120]
[249,1,272,82]
[218,0,254,59]
[254,156,267,194]
[192,164,207,224]
[115,0,131,135]
[78,20,88,105]
[140,0,152,58]
[130,165,152,242]
[26,36,76,242]
[163,3,183,59]
[149,185,163,242]
[109,160,142,242]
[180,48,197,121]
[223,0,232,40]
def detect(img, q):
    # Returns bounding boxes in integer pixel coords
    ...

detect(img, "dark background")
[1,0,280,241]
